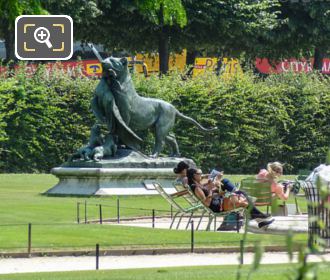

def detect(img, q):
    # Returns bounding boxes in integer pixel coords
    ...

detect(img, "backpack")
[217,212,244,231]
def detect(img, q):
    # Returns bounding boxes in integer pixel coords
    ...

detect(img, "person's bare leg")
[223,196,248,211]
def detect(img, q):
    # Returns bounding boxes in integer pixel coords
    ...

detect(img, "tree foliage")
[135,0,187,27]
[43,0,187,74]
[0,0,46,61]
[2,1,330,72]
[256,1,330,70]
[180,0,281,60]
[43,0,101,41]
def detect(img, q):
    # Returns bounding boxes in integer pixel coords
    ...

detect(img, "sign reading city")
[15,15,73,60]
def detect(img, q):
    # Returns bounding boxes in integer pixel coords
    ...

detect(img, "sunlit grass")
[0,263,329,280]
[0,174,307,252]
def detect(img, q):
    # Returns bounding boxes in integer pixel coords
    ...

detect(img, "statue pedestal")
[47,149,194,196]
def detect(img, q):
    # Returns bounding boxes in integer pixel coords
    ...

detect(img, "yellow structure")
[82,50,242,78]
[193,57,242,78]
[129,53,242,78]
[130,49,187,75]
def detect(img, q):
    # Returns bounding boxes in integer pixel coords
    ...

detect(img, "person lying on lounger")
[187,168,275,229]
[208,168,237,193]
[173,160,190,186]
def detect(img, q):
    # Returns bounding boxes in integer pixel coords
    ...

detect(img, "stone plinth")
[47,149,194,196]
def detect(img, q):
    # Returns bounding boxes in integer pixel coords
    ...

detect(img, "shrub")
[0,65,96,172]
[0,66,329,173]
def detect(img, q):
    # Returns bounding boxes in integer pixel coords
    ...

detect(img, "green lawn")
[0,174,173,224]
[0,174,307,253]
[0,263,328,280]
[1,222,307,252]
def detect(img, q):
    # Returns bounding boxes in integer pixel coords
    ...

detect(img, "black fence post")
[191,220,194,253]
[171,205,173,219]
[99,204,103,224]
[152,209,155,228]
[96,243,99,270]
[77,202,80,224]
[28,223,32,256]
[240,239,244,264]
[84,200,87,224]
[117,198,120,224]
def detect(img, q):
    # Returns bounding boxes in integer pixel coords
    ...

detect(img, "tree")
[179,0,281,64]
[0,0,45,61]
[43,0,102,42]
[44,0,187,74]
[254,1,330,71]
[134,0,187,74]
[291,2,330,71]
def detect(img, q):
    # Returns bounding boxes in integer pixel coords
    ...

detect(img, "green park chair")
[172,182,209,230]
[240,177,276,215]
[240,176,306,216]
[173,182,244,232]
[152,182,202,230]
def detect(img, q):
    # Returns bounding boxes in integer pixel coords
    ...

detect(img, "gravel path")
[1,252,330,275]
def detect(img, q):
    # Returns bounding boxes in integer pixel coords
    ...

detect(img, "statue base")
[47,149,194,196]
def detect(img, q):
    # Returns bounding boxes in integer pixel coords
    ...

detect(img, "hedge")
[0,65,329,173]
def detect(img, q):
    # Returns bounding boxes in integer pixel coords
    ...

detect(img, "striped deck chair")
[173,182,244,232]
[152,182,202,230]
[172,182,208,230]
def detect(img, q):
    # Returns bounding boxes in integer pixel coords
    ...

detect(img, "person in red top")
[257,162,291,201]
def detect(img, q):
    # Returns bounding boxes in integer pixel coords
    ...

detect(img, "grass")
[0,173,304,223]
[0,223,307,252]
[0,174,307,252]
[0,174,172,224]
[0,263,329,280]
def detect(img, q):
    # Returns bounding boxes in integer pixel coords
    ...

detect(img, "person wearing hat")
[257,162,291,201]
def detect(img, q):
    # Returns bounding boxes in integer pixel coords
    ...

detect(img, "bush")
[0,64,96,172]
[0,66,329,173]
[134,71,330,173]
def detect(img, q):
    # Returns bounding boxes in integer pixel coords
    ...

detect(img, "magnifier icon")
[34,27,53,48]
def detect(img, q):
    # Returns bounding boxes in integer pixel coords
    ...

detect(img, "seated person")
[209,168,237,193]
[257,162,291,201]
[171,161,192,198]
[187,168,274,228]
[173,161,190,186]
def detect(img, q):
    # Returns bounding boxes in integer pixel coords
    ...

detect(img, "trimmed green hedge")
[0,66,95,172]
[0,66,329,173]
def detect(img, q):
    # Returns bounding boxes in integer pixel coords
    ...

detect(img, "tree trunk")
[313,47,326,72]
[158,27,169,75]
[4,29,15,62]
[158,4,169,75]
[186,50,198,66]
